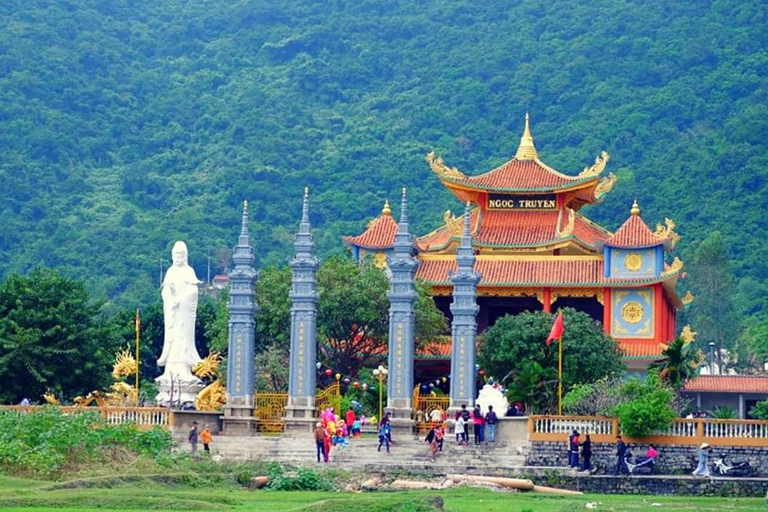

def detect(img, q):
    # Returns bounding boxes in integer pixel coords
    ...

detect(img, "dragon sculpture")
[193,352,227,411]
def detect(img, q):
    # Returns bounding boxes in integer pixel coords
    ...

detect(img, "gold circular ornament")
[621,301,644,324]
[624,253,643,271]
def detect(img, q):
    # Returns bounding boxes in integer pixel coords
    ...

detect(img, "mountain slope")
[0,0,766,310]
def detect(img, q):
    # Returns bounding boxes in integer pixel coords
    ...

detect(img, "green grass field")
[0,474,764,512]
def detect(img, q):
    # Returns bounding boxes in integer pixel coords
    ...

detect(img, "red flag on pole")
[546,310,564,346]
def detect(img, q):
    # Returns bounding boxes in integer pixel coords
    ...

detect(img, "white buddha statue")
[155,241,204,406]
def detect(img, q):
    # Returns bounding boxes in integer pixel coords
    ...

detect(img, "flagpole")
[558,335,563,416]
[135,308,140,405]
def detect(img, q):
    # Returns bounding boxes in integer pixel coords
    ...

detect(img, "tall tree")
[684,231,740,373]
[0,269,121,403]
[478,308,625,413]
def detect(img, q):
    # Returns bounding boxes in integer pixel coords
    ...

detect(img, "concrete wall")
[534,474,768,497]
[171,410,223,435]
[528,440,768,476]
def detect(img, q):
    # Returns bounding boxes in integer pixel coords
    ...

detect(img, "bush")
[711,406,737,419]
[612,374,676,438]
[0,407,173,477]
[265,462,331,491]
[750,400,768,420]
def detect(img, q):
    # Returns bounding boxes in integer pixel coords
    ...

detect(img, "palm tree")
[504,361,559,414]
[649,337,702,388]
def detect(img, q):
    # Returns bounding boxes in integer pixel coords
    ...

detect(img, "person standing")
[454,414,466,446]
[692,442,711,477]
[200,424,212,454]
[485,405,498,443]
[188,421,199,456]
[314,422,327,463]
[580,433,592,472]
[612,435,629,476]
[568,429,580,468]
[472,405,485,445]
[345,407,356,431]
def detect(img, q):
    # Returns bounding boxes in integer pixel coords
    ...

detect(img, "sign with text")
[487,193,557,210]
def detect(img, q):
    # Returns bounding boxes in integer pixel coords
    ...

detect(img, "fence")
[413,393,450,434]
[529,415,768,447]
[253,393,288,434]
[0,405,170,430]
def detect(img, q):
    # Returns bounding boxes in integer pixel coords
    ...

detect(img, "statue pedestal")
[283,396,317,435]
[154,374,204,407]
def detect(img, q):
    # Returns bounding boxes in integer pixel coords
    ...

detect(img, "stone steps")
[183,434,530,469]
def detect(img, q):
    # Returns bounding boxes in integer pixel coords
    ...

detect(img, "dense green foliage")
[0,269,122,404]
[0,0,766,318]
[612,374,677,438]
[479,309,625,411]
[252,255,446,378]
[0,407,172,477]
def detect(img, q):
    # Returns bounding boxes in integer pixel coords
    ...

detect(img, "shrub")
[0,407,172,477]
[750,400,768,420]
[612,374,676,438]
[711,406,737,419]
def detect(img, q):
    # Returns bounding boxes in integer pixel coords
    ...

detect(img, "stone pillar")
[222,201,259,435]
[385,188,418,437]
[449,202,481,411]
[284,188,320,434]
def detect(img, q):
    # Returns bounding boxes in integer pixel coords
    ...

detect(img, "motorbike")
[624,451,655,475]
[713,453,752,477]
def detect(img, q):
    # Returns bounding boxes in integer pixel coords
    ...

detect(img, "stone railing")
[0,405,171,430]
[529,415,768,446]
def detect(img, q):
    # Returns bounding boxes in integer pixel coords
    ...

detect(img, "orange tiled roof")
[416,257,680,287]
[474,210,610,249]
[440,159,598,193]
[342,214,399,250]
[683,376,768,394]
[605,214,661,249]
[416,209,481,252]
[619,339,665,360]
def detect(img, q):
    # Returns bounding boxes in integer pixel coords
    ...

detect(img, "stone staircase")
[182,433,537,473]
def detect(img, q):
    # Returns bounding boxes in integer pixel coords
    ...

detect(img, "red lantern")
[479,369,485,376]
[325,369,332,376]
[353,381,360,388]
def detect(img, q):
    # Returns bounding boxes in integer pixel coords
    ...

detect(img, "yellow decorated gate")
[253,383,340,434]
[254,392,288,434]
[413,387,450,434]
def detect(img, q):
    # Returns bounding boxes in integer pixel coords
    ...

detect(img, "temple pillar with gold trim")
[385,189,417,437]
[222,201,259,435]
[449,203,481,411]
[284,189,321,435]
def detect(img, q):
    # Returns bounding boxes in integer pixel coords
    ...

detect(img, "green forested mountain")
[0,0,767,312]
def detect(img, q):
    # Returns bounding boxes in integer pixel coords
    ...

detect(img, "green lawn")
[0,475,763,512]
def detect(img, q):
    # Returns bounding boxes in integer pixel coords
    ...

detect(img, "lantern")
[325,369,332,376]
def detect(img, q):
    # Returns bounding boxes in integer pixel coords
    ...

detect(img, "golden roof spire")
[514,112,539,161]
[382,199,391,216]
[630,199,640,216]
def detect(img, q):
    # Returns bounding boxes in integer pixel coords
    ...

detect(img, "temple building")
[343,115,687,371]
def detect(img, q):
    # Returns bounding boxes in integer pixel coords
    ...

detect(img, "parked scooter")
[624,451,656,475]
[713,453,752,477]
